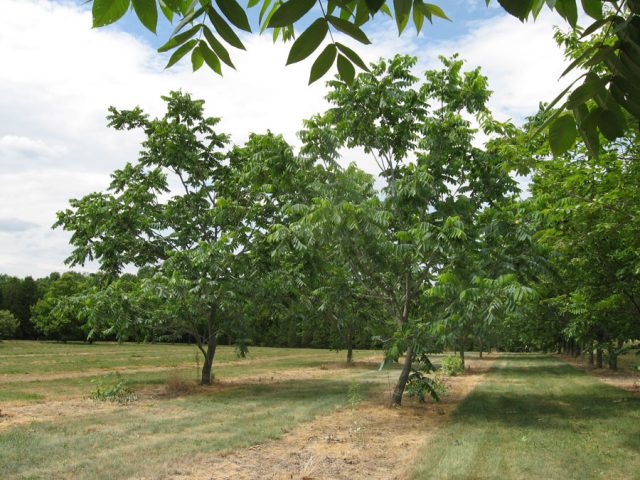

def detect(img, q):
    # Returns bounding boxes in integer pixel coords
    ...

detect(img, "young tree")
[56,93,319,383]
[0,310,19,340]
[281,55,518,405]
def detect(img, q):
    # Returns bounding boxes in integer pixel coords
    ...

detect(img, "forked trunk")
[390,345,413,407]
[200,335,217,385]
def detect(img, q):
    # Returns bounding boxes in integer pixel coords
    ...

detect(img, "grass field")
[1,342,639,479]
[410,354,640,479]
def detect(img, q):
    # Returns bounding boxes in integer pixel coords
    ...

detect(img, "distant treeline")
[0,272,376,350]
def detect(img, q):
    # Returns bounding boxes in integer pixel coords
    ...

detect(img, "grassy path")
[410,354,640,479]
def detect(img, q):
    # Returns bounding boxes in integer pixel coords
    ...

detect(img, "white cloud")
[0,0,571,277]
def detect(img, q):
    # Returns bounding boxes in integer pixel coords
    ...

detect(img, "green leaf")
[335,42,369,70]
[259,0,273,24]
[413,1,424,34]
[421,3,449,20]
[199,41,223,75]
[573,104,599,157]
[566,76,607,108]
[327,15,371,44]
[556,0,578,28]
[207,6,246,49]
[497,0,533,21]
[364,0,385,13]
[268,0,317,28]
[337,54,356,83]
[394,0,412,33]
[247,0,261,7]
[354,0,370,26]
[203,26,236,68]
[170,6,204,36]
[309,44,337,84]
[286,19,328,65]
[549,113,577,156]
[191,45,204,71]
[165,39,197,69]
[159,0,174,21]
[158,25,201,52]
[597,106,625,141]
[132,0,158,33]
[93,0,131,27]
[581,0,602,19]
[216,0,252,31]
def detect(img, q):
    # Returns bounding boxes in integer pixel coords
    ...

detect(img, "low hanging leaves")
[309,44,337,84]
[268,0,317,28]
[327,15,371,44]
[93,0,131,28]
[132,0,158,33]
[549,113,577,156]
[337,54,356,84]
[286,19,329,65]
[216,0,252,31]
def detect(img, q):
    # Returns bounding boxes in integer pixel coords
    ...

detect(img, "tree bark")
[200,335,217,385]
[346,325,354,364]
[199,305,218,385]
[588,347,594,366]
[608,347,618,371]
[390,345,413,407]
[596,348,603,368]
[479,338,484,359]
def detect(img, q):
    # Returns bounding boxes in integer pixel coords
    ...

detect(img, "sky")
[0,0,578,278]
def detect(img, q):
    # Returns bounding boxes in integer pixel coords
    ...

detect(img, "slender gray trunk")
[200,306,218,385]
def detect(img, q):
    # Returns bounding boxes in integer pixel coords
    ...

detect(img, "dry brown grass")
[164,370,196,397]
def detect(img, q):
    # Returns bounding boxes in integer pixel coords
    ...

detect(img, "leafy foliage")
[84,0,640,150]
[90,372,138,403]
[0,310,19,340]
[440,355,464,376]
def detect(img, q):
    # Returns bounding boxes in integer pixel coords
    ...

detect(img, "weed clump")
[165,370,194,396]
[90,372,137,404]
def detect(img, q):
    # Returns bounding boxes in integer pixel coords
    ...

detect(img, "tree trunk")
[199,305,218,385]
[608,347,618,371]
[588,347,594,366]
[596,348,603,368]
[459,339,465,368]
[200,334,217,385]
[479,338,484,359]
[390,345,413,407]
[574,345,581,357]
[346,324,354,364]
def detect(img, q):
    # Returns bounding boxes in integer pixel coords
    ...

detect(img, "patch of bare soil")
[559,355,640,395]
[165,355,497,480]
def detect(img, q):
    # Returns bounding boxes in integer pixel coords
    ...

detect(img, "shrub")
[406,373,446,402]
[90,372,137,404]
[0,310,19,340]
[406,353,445,402]
[441,355,464,376]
